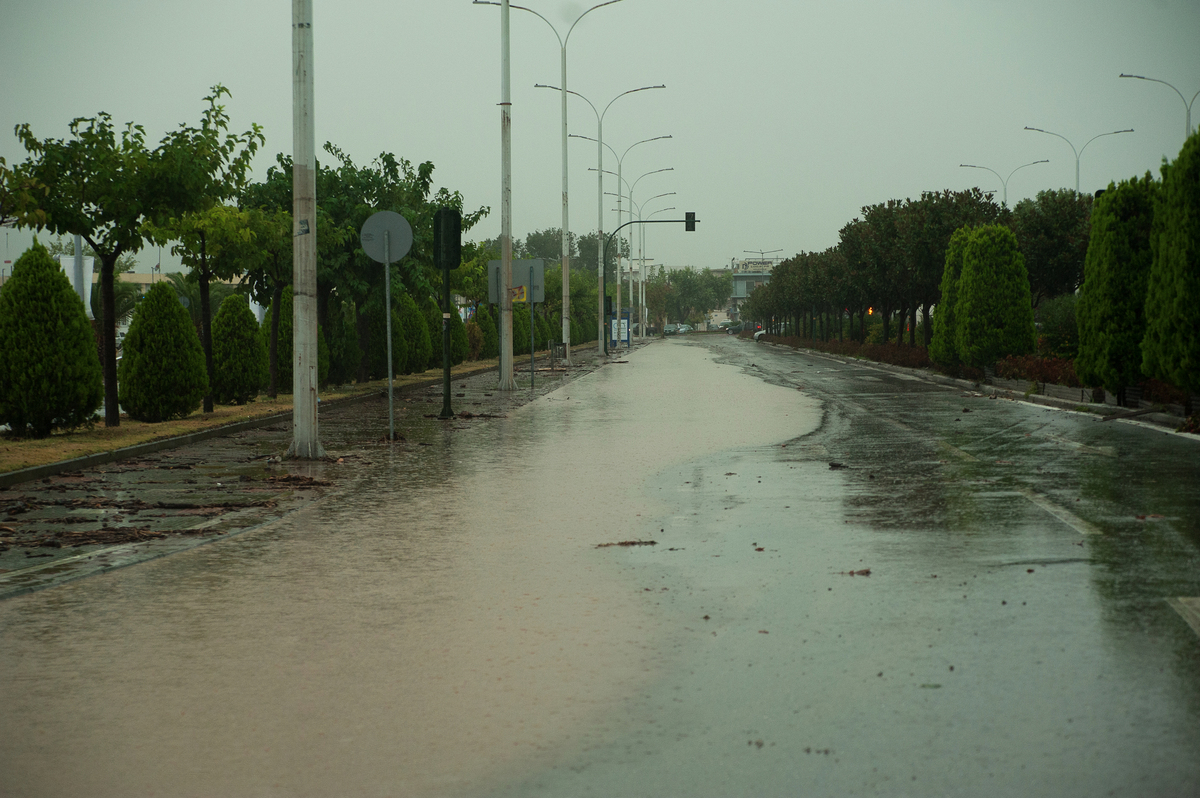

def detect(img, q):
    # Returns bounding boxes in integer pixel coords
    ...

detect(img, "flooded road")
[2,336,1199,797]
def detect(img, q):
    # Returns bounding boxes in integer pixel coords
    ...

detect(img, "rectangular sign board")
[488,259,545,304]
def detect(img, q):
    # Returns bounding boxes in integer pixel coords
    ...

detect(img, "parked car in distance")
[677,324,693,334]
[664,323,680,335]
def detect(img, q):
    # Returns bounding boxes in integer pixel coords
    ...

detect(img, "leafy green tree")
[1142,131,1200,397]
[118,282,208,422]
[0,242,102,437]
[237,207,292,396]
[1011,189,1092,306]
[146,204,261,414]
[1075,174,1157,402]
[929,226,974,367]
[211,294,267,404]
[475,305,499,359]
[0,156,47,229]
[954,225,1036,368]
[574,231,629,276]
[15,86,261,427]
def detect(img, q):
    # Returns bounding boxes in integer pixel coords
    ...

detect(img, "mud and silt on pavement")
[0,352,605,598]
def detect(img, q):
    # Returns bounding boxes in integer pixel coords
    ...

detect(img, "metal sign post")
[360,211,413,441]
[434,207,461,419]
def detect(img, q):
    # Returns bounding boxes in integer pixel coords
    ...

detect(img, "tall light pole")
[633,198,676,337]
[1024,126,1133,192]
[537,83,666,355]
[1120,73,1199,139]
[474,1,624,365]
[572,132,671,347]
[959,159,1049,206]
[613,192,676,339]
[288,0,323,458]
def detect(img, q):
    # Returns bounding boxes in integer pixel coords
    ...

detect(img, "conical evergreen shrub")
[397,293,431,374]
[211,294,268,405]
[0,241,103,437]
[929,226,973,368]
[261,286,329,389]
[476,305,499,359]
[954,225,1037,368]
[513,304,531,356]
[1142,130,1200,395]
[118,281,208,422]
[1076,173,1157,397]
[365,292,409,380]
[326,300,362,386]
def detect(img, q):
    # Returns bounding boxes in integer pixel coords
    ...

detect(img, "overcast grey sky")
[2,0,1198,274]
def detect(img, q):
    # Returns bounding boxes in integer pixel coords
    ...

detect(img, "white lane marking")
[1167,598,1200,638]
[1018,487,1102,535]
[1043,432,1116,458]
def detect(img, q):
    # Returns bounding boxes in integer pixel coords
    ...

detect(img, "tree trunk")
[101,256,119,427]
[267,283,282,398]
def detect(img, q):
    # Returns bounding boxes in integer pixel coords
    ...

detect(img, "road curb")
[764,341,1188,433]
[0,362,503,490]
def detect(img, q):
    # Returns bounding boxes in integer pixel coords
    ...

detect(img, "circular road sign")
[360,211,413,264]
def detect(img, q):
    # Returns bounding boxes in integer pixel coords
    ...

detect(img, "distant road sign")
[488,259,545,303]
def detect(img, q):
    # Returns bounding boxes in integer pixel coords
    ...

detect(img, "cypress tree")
[118,281,208,422]
[326,300,362,386]
[211,295,267,405]
[1142,131,1200,396]
[421,298,444,372]
[929,226,972,368]
[261,286,329,389]
[955,225,1037,368]
[1076,174,1157,402]
[0,241,103,437]
[513,303,531,356]
[397,293,431,375]
[476,305,499,359]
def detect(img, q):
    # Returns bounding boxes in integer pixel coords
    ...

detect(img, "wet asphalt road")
[1,335,1198,797]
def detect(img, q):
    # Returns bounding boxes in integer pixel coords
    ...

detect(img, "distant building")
[723,258,776,321]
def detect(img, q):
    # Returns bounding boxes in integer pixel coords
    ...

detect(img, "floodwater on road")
[0,340,817,797]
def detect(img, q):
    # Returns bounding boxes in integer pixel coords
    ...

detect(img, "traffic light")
[685,211,696,232]
[433,207,461,270]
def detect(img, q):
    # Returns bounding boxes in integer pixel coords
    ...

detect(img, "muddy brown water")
[0,341,815,797]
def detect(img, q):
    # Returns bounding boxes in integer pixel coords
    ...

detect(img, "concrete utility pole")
[498,0,517,390]
[288,0,324,458]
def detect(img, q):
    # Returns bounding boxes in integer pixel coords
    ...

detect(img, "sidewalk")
[0,341,636,599]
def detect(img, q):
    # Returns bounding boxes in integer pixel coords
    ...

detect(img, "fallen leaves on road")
[837,568,872,576]
[595,540,658,548]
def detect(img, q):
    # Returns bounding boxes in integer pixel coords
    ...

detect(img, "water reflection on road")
[0,341,814,797]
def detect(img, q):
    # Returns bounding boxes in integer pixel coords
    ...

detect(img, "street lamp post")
[1024,126,1133,192]
[639,203,676,337]
[1120,73,1200,139]
[616,191,676,338]
[573,132,671,348]
[537,83,665,355]
[958,159,1049,206]
[474,1,624,366]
